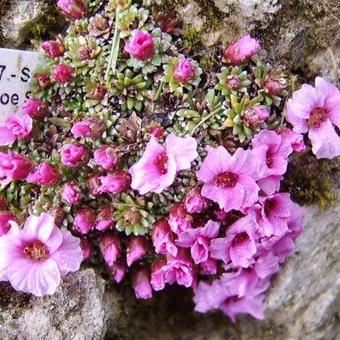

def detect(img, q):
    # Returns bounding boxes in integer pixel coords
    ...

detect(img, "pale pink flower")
[27,163,61,186]
[132,266,153,300]
[129,134,198,194]
[151,220,178,257]
[41,40,64,58]
[57,0,87,20]
[0,114,32,146]
[173,59,196,83]
[243,106,270,129]
[286,77,340,159]
[126,236,148,267]
[279,128,306,152]
[94,145,118,170]
[168,203,193,235]
[0,213,82,296]
[224,34,261,64]
[109,259,127,283]
[60,143,89,168]
[73,208,95,234]
[197,146,260,212]
[22,98,48,119]
[99,234,121,266]
[184,187,207,214]
[124,30,155,61]
[71,118,106,139]
[53,64,75,84]
[61,182,82,205]
[98,171,131,194]
[0,211,17,236]
[95,206,114,231]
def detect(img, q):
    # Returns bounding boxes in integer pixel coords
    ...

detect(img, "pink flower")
[210,215,258,267]
[94,145,119,170]
[0,114,32,146]
[168,203,193,235]
[57,0,87,20]
[87,174,101,197]
[151,220,178,256]
[73,208,95,234]
[150,258,167,291]
[200,258,217,275]
[95,206,114,231]
[71,118,106,139]
[264,76,287,96]
[286,77,340,159]
[27,163,61,186]
[109,259,127,283]
[242,106,270,128]
[36,73,51,90]
[22,98,48,119]
[197,146,260,212]
[184,187,207,214]
[177,220,220,264]
[124,30,155,61]
[132,267,153,300]
[60,143,89,168]
[98,171,131,194]
[279,128,306,152]
[47,206,65,227]
[173,59,196,83]
[0,213,82,296]
[41,40,64,58]
[126,236,148,267]
[224,34,261,64]
[53,64,75,84]
[0,211,17,236]
[80,238,93,261]
[0,152,33,184]
[129,134,198,194]
[61,182,82,205]
[99,234,121,266]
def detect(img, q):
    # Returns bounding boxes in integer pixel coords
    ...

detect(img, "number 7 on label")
[0,65,6,81]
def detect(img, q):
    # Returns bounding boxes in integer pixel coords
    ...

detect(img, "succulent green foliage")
[114,193,155,235]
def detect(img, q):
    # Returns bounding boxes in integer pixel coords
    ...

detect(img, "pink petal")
[254,252,280,279]
[191,237,209,264]
[0,127,16,146]
[315,76,339,97]
[326,95,340,128]
[237,175,260,208]
[257,175,282,195]
[176,228,198,247]
[210,237,229,263]
[199,220,220,239]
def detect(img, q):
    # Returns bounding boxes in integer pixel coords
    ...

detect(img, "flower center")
[214,172,238,188]
[263,198,275,216]
[266,151,274,168]
[154,152,168,175]
[23,241,49,261]
[308,107,327,128]
[231,232,249,247]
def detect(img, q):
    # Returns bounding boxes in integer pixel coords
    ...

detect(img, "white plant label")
[0,48,42,120]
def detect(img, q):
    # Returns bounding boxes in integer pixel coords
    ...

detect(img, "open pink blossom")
[0,211,17,236]
[168,203,193,235]
[224,34,261,64]
[129,134,198,194]
[210,215,259,267]
[41,40,64,58]
[126,236,148,267]
[132,266,153,300]
[0,114,32,146]
[0,213,82,296]
[124,30,155,61]
[27,163,61,186]
[61,182,82,205]
[57,0,87,20]
[173,59,196,83]
[71,118,106,139]
[151,220,178,257]
[150,258,167,291]
[286,77,340,159]
[94,145,119,170]
[184,187,207,214]
[197,146,260,212]
[60,143,89,168]
[177,220,220,264]
[98,171,131,194]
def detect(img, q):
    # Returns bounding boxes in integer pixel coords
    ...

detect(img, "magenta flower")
[132,266,153,300]
[0,213,82,296]
[87,174,101,197]
[0,114,32,146]
[126,236,148,267]
[60,143,89,168]
[224,34,261,64]
[22,98,48,119]
[71,118,106,139]
[177,220,220,264]
[98,171,131,194]
[61,182,82,205]
[73,208,95,234]
[286,77,340,159]
[173,59,196,83]
[94,145,119,170]
[150,258,167,291]
[53,64,75,84]
[57,0,87,20]
[184,187,207,214]
[99,234,121,266]
[210,215,259,267]
[197,146,260,212]
[80,238,93,261]
[27,163,61,186]
[0,211,17,236]
[41,40,64,58]
[124,30,155,61]
[0,152,33,185]
[168,203,193,235]
[129,134,198,194]
[200,258,217,275]
[95,206,114,231]
[243,105,270,129]
[109,259,127,283]
[151,219,178,257]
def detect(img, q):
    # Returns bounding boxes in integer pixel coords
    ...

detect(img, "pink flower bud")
[80,238,93,260]
[27,163,61,186]
[109,259,127,283]
[94,145,119,171]
[47,206,65,226]
[77,45,92,61]
[99,234,121,266]
[36,73,51,90]
[132,267,153,300]
[98,171,131,194]
[22,98,48,119]
[71,118,106,139]
[150,258,167,291]
[173,59,196,83]
[151,220,177,256]
[89,85,107,100]
[95,206,114,231]
[185,187,206,214]
[264,77,287,96]
[0,211,17,236]
[243,105,270,128]
[87,174,101,197]
[224,34,261,64]
[124,30,155,61]
[74,208,95,234]
[168,203,193,235]
[61,182,82,205]
[226,75,241,90]
[0,152,33,183]
[53,64,75,84]
[41,40,65,58]
[126,236,148,267]
[60,143,89,168]
[149,126,164,140]
[57,0,87,20]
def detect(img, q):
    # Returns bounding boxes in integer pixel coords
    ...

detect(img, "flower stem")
[189,106,223,136]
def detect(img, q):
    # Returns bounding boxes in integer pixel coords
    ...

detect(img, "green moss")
[182,27,201,49]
